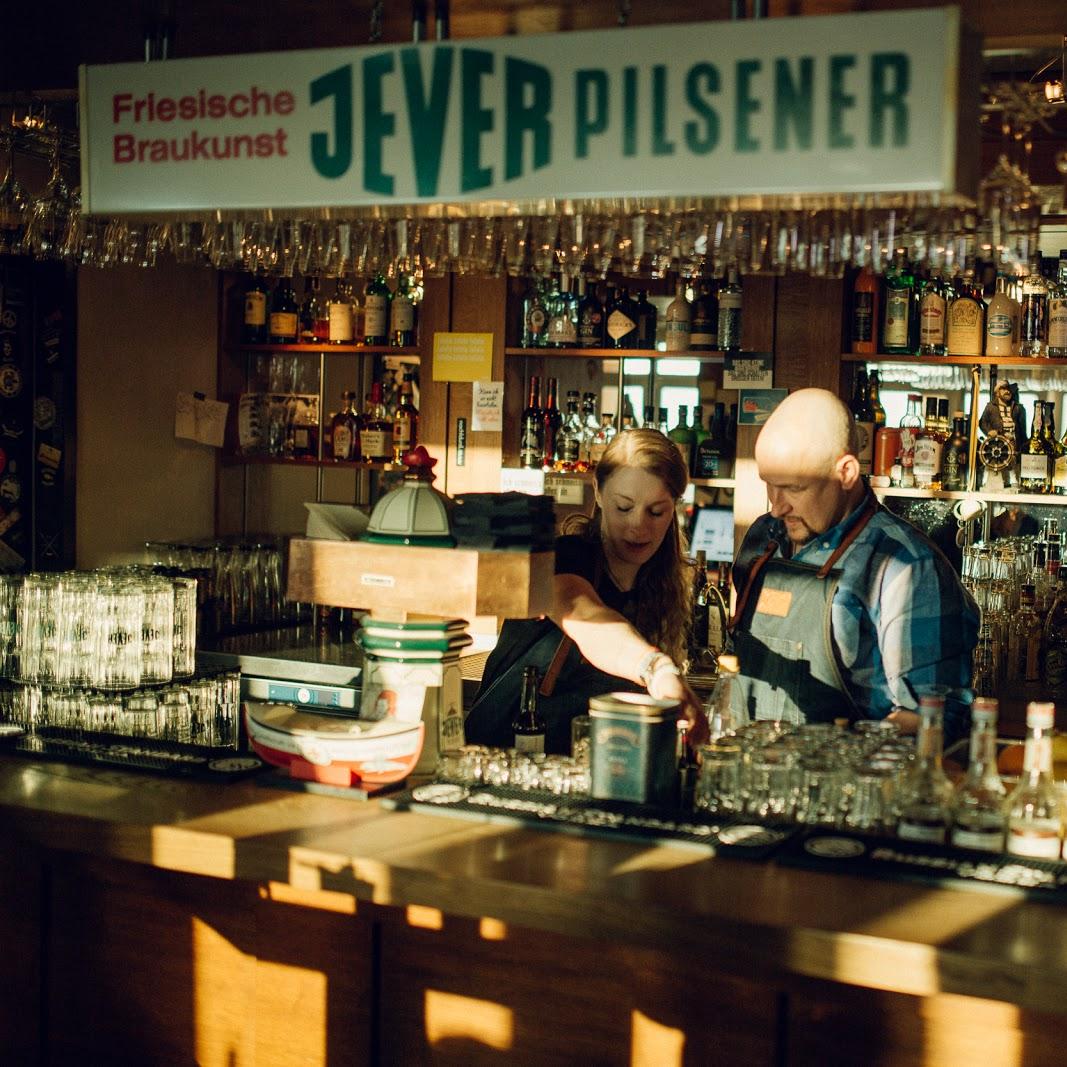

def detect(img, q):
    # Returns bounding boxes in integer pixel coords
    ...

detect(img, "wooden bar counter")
[2,753,1066,1066]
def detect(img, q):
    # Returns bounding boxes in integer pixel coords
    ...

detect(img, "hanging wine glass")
[0,134,27,256]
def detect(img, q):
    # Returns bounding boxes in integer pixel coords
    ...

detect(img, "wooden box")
[286,539,554,620]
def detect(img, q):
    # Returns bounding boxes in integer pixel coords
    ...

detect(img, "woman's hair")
[562,427,693,664]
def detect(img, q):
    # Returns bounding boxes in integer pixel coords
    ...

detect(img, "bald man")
[730,388,979,743]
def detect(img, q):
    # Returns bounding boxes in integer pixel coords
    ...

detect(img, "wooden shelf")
[505,347,725,362]
[227,344,419,355]
[221,455,408,471]
[874,486,1067,506]
[842,352,1067,366]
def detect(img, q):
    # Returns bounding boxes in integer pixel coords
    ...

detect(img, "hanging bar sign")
[79,8,977,215]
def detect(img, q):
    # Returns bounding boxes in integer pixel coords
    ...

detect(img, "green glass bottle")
[363,272,392,346]
[881,249,917,355]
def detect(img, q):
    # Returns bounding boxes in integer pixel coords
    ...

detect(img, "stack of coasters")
[451,492,556,550]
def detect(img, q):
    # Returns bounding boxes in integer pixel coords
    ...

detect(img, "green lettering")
[505,57,552,181]
[684,63,720,154]
[870,52,909,147]
[735,60,761,152]
[623,66,638,157]
[829,54,856,150]
[363,53,395,195]
[461,48,494,192]
[773,57,813,151]
[401,46,454,197]
[575,69,609,159]
[651,65,675,156]
[309,65,352,179]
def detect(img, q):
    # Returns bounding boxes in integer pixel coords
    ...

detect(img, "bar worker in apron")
[731,389,979,744]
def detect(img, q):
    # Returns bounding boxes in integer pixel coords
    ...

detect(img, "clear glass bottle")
[717,268,742,351]
[589,414,616,467]
[896,692,953,843]
[912,397,944,490]
[706,653,745,739]
[1008,584,1043,683]
[546,275,578,349]
[664,280,692,353]
[577,391,598,470]
[521,277,549,348]
[950,698,1006,852]
[392,373,418,462]
[1020,256,1049,357]
[945,266,985,357]
[1048,250,1067,358]
[1006,701,1063,859]
[896,392,924,489]
[330,390,361,461]
[971,621,997,698]
[917,270,947,357]
[358,382,393,462]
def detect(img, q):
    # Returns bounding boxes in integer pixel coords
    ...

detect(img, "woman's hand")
[648,668,709,747]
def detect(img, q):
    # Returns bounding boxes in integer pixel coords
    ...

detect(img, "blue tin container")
[589,693,679,805]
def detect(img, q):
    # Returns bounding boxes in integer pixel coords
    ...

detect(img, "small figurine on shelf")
[978,379,1026,491]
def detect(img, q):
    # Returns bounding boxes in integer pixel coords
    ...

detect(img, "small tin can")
[589,692,680,805]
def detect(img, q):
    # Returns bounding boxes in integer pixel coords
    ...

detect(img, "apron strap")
[729,540,779,630]
[815,498,879,578]
[539,635,573,697]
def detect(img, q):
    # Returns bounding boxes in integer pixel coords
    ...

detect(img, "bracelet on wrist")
[639,651,679,688]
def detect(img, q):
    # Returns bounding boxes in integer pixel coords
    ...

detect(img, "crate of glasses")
[0,568,198,688]
[0,670,241,749]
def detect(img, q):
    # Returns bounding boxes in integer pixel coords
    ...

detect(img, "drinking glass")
[793,755,847,826]
[171,577,198,677]
[743,747,797,819]
[696,740,743,814]
[570,715,591,765]
[141,577,174,684]
[0,574,22,677]
[92,581,144,689]
[845,765,898,832]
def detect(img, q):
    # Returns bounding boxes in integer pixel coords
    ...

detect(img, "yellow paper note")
[432,332,494,382]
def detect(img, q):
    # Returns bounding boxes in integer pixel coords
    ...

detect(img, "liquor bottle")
[868,370,886,429]
[689,550,710,659]
[984,273,1016,358]
[664,281,692,353]
[621,395,637,430]
[363,273,391,346]
[849,367,875,476]
[657,407,669,435]
[512,665,546,754]
[971,621,997,698]
[717,268,743,351]
[578,392,599,468]
[547,275,578,348]
[667,405,694,466]
[706,564,732,660]
[881,249,917,355]
[242,273,269,345]
[557,390,582,470]
[392,373,419,462]
[299,275,329,343]
[1044,401,1061,480]
[939,412,969,492]
[690,404,707,472]
[541,377,562,469]
[588,414,616,466]
[519,376,544,470]
[724,404,738,475]
[330,390,361,461]
[289,397,319,459]
[576,276,605,348]
[949,697,1006,852]
[690,281,718,351]
[1043,569,1067,698]
[327,278,355,344]
[603,287,638,349]
[1020,257,1049,357]
[521,277,549,348]
[897,393,923,489]
[1005,701,1063,860]
[912,397,944,490]
[945,267,985,357]
[1007,584,1043,683]
[634,290,658,349]
[1020,399,1052,493]
[895,692,953,844]
[1048,250,1067,357]
[917,270,947,357]
[359,383,394,462]
[268,278,299,343]
[391,273,417,347]
[693,402,726,478]
[851,266,879,355]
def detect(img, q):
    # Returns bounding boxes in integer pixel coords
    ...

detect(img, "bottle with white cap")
[1005,701,1063,860]
[949,698,1006,852]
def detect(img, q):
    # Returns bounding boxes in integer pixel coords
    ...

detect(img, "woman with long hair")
[466,427,707,753]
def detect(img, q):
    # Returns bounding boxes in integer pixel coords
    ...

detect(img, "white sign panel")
[80,8,967,214]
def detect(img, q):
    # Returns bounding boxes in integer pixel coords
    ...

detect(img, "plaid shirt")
[733,492,980,744]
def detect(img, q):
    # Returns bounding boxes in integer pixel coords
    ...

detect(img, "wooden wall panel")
[417,275,454,476]
[379,911,779,1065]
[773,274,847,393]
